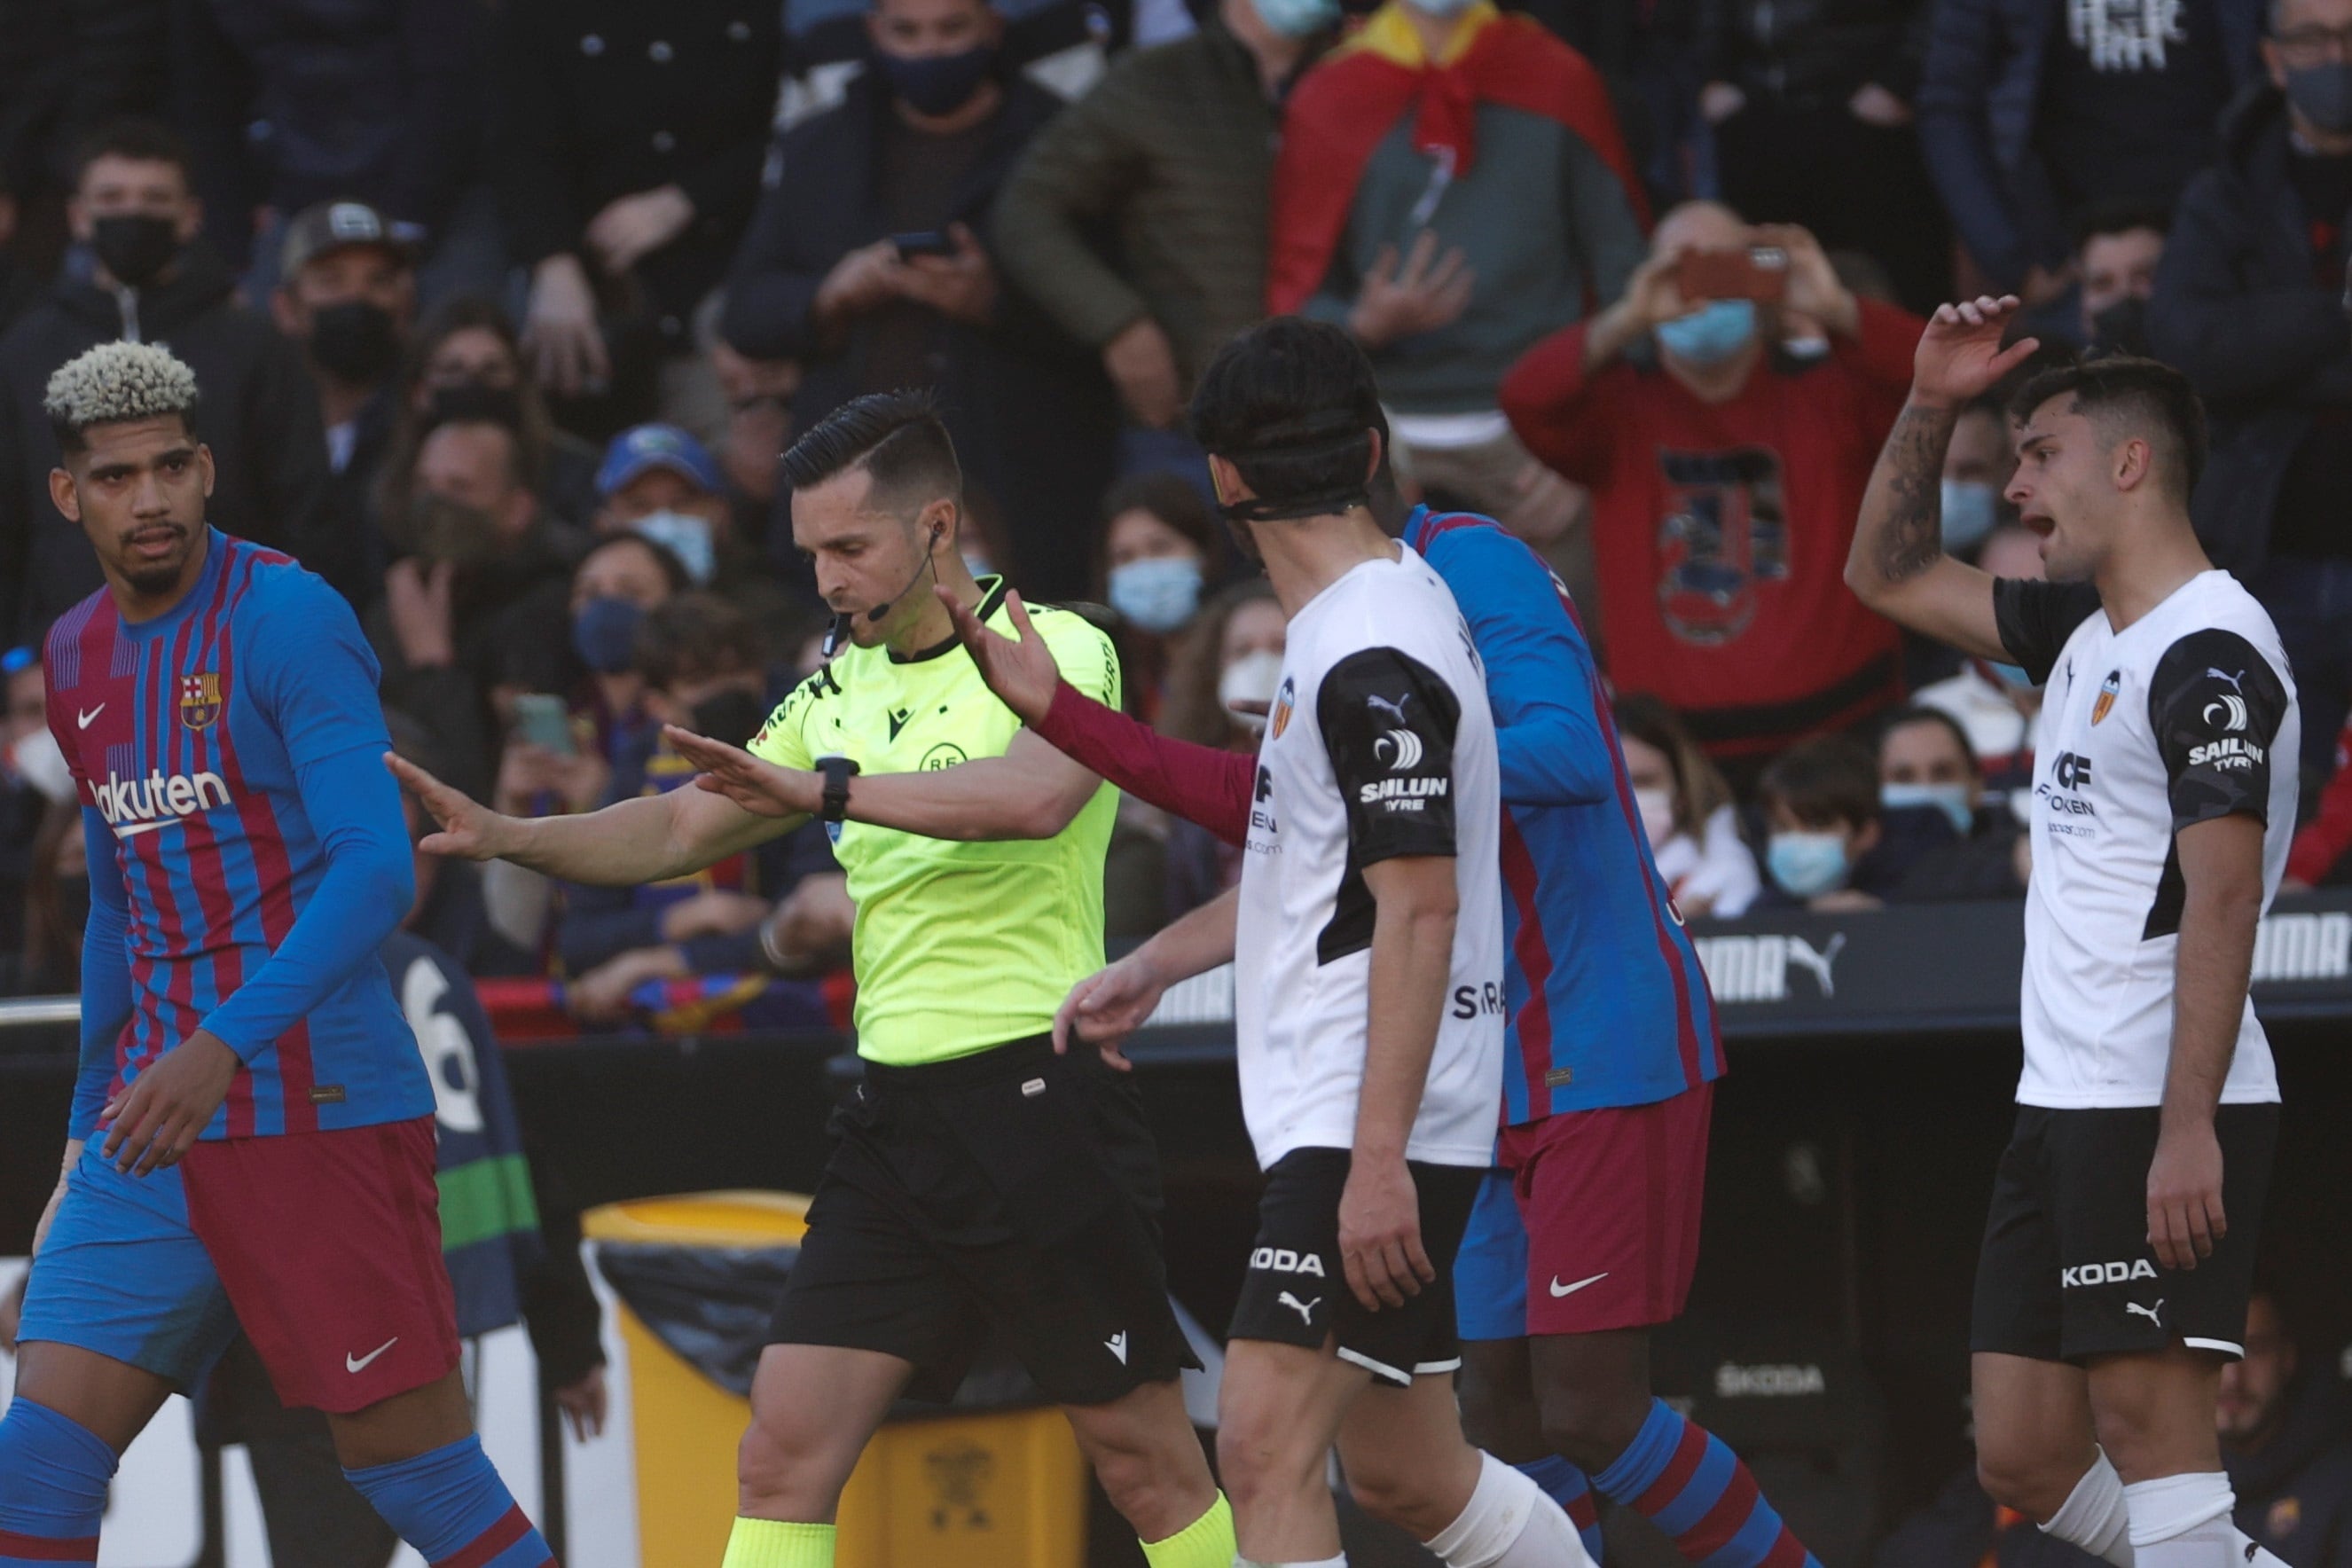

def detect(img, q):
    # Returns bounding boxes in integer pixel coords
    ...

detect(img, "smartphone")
[1675,246,1790,302]
[890,230,954,259]
[514,693,576,757]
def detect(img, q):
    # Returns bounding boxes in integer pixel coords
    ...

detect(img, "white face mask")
[631,510,716,584]
[1634,785,1677,851]
[6,725,74,805]
[1219,649,1285,732]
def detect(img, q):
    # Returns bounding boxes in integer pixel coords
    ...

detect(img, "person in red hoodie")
[1501,203,1923,779]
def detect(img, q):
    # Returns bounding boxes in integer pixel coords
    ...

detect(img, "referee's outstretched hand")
[1052,954,1164,1071]
[670,726,817,819]
[940,586,1061,726]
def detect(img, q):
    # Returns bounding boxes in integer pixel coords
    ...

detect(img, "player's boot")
[1590,1399,1819,1568]
[344,1433,557,1566]
[0,1399,114,1568]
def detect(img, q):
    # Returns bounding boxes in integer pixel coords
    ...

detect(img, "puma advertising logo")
[346,1337,398,1374]
[1279,1291,1321,1326]
[1785,934,1846,997]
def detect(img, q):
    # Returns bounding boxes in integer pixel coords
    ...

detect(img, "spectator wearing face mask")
[554,593,836,1024]
[992,0,1335,479]
[1939,395,2017,558]
[2149,0,2352,780]
[371,413,589,803]
[1502,207,1920,780]
[1158,578,1283,916]
[1096,471,1223,719]
[2023,200,2170,354]
[2219,1291,2352,1568]
[271,199,420,587]
[373,295,605,544]
[1754,733,1919,910]
[1879,704,2032,901]
[0,120,335,639]
[720,0,1120,601]
[0,644,70,963]
[592,422,737,586]
[1913,519,2046,804]
[564,532,694,772]
[1268,0,1646,602]
[1613,691,1759,919]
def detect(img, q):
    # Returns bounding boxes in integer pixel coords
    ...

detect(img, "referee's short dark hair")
[780,389,961,514]
[1189,317,1388,519]
[2009,354,2207,506]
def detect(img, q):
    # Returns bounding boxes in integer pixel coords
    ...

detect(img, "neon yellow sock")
[1141,1491,1236,1568]
[721,1517,835,1568]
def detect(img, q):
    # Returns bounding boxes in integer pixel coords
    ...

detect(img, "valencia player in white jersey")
[1846,297,2301,1568]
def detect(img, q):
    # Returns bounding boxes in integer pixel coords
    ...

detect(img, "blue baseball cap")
[596,424,724,499]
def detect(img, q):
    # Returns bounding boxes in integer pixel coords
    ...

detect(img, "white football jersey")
[1235,545,1504,1169]
[1996,571,2299,1109]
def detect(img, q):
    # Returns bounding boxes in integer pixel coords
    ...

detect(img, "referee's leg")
[1062,1376,1223,1548]
[732,1344,913,1554]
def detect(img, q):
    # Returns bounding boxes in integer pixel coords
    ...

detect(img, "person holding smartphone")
[1499,204,1925,790]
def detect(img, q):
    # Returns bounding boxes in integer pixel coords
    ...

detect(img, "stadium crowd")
[2,0,2352,1564]
[4,0,2352,1013]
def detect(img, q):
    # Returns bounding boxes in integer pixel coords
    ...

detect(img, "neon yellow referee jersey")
[747,578,1123,1065]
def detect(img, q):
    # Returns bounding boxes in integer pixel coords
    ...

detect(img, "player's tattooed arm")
[1845,294,2039,660]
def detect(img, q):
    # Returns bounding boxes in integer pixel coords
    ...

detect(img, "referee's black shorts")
[1971,1103,2278,1365]
[767,1033,1197,1406]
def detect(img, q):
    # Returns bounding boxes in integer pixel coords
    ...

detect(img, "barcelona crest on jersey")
[179,670,223,729]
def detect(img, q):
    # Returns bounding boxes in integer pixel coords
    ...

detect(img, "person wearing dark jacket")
[720,0,1117,601]
[0,120,335,645]
[169,0,486,285]
[2148,12,2352,780]
[991,0,1329,466]
[1916,0,2261,295]
[2222,1292,2352,1568]
[494,0,783,427]
[1697,0,1949,312]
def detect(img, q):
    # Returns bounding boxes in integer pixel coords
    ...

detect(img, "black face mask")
[308,300,404,385]
[690,687,770,747]
[404,493,506,570]
[2089,296,2151,357]
[876,43,998,117]
[2286,62,2352,136]
[91,214,181,289]
[427,381,525,432]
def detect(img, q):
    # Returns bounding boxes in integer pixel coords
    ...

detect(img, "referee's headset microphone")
[822,520,946,662]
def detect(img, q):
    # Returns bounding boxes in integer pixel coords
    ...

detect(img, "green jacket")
[992,26,1278,394]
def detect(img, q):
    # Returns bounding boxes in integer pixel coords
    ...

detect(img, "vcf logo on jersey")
[1654,446,1789,647]
[2091,669,2121,725]
[1269,677,1296,740]
[178,670,223,729]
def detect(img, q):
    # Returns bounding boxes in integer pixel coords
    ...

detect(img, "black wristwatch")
[816,755,861,824]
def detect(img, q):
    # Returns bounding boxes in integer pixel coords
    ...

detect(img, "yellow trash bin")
[585,1191,1087,1568]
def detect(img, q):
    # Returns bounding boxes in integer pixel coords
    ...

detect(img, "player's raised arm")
[387,747,791,885]
[1844,295,2042,661]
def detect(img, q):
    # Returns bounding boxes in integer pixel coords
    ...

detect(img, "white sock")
[1424,1451,1594,1568]
[2124,1472,2285,1568]
[2041,1450,2136,1566]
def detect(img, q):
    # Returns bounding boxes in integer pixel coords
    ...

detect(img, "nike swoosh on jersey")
[78,704,105,728]
[1548,1272,1609,1298]
[113,819,184,839]
[346,1337,399,1373]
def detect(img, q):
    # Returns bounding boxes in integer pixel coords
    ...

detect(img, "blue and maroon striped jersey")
[46,529,430,1140]
[1404,508,1724,1121]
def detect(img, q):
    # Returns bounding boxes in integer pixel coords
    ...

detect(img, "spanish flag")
[1266,0,1647,317]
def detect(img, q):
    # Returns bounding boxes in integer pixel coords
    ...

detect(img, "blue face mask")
[1108,556,1203,633]
[1988,661,2038,691]
[1253,0,1340,38]
[1767,829,1850,898]
[877,43,997,117]
[1882,780,1975,837]
[631,511,715,584]
[572,596,644,674]
[1940,480,1998,552]
[1656,300,1757,366]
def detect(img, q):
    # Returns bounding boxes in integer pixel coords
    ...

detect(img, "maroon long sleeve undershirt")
[1036,680,1254,846]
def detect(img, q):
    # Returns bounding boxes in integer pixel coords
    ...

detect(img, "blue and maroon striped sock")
[344,1434,557,1568]
[1590,1400,1817,1568]
[0,1399,114,1567]
[1517,1455,1607,1564]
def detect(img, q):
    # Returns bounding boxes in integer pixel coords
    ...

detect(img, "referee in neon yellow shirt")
[388,392,1232,1568]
